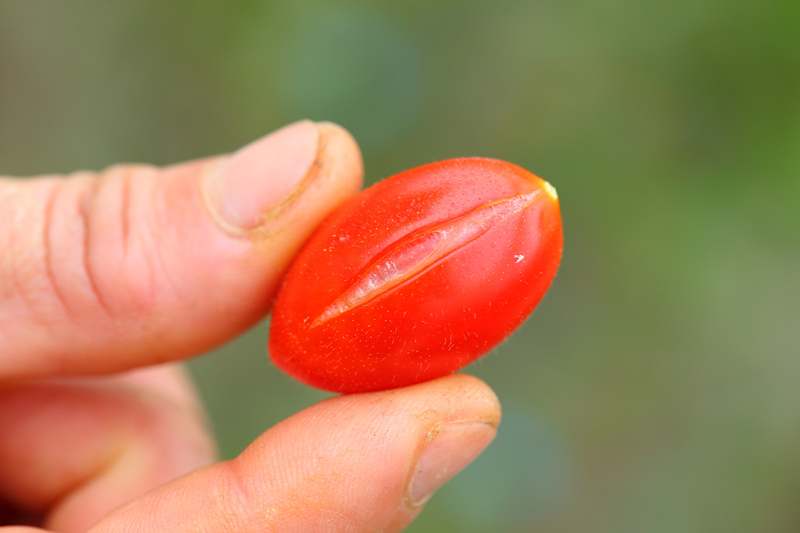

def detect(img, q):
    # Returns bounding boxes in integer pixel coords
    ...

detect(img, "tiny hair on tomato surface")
[269,157,562,394]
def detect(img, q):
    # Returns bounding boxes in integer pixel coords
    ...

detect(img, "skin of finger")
[87,374,501,533]
[0,122,363,380]
[0,372,216,533]
[104,363,208,418]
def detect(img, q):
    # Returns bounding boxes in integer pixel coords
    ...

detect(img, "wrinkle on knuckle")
[0,175,92,328]
[88,163,171,318]
[45,174,102,319]
[41,179,73,317]
[7,166,166,325]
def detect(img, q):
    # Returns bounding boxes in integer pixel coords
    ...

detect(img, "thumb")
[0,121,362,379]
[87,375,501,533]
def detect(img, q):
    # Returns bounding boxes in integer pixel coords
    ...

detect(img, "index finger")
[0,121,362,380]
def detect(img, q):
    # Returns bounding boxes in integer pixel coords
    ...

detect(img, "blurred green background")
[2,1,799,531]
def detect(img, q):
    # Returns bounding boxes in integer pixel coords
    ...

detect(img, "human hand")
[0,121,501,532]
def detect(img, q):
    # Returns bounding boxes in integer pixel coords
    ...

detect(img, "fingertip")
[314,121,364,191]
[396,373,502,425]
[201,120,320,233]
[200,120,363,239]
[247,120,364,252]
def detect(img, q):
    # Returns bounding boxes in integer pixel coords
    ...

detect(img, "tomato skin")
[269,157,562,393]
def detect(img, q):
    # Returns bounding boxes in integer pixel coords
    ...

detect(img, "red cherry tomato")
[269,157,562,393]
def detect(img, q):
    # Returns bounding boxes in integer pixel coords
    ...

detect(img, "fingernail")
[407,421,497,507]
[203,120,320,232]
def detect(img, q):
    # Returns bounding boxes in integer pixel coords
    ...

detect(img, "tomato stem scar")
[544,181,558,200]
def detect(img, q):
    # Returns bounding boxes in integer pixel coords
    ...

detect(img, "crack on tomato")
[309,189,543,328]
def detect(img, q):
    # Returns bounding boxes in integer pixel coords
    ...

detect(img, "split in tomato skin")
[269,157,563,394]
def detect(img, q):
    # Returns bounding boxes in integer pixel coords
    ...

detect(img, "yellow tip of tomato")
[543,180,558,201]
